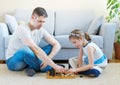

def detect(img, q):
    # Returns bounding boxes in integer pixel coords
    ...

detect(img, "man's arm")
[22,38,60,70]
[44,35,61,59]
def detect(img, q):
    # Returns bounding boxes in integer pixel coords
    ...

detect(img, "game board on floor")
[46,69,77,79]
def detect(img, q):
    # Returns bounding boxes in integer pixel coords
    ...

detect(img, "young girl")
[68,29,107,77]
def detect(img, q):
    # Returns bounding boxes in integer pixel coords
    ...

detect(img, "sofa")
[0,9,116,61]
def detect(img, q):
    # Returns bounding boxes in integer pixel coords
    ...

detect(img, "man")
[6,7,66,77]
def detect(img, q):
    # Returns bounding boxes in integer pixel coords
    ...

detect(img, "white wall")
[0,0,107,21]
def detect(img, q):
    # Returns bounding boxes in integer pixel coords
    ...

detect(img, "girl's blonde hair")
[69,29,91,41]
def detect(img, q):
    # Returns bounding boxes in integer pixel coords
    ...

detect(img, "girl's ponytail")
[84,32,91,41]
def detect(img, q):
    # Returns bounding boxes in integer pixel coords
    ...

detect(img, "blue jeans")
[6,45,53,72]
[78,69,101,77]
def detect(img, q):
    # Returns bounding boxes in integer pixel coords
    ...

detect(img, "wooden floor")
[109,59,120,63]
[0,60,5,64]
[109,54,120,63]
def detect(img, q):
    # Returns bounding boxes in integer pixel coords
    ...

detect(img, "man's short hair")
[32,7,48,17]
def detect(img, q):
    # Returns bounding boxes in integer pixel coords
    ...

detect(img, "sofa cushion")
[14,9,55,35]
[87,15,103,35]
[5,14,18,34]
[53,49,79,60]
[0,23,9,36]
[55,35,103,49]
[90,35,103,49]
[5,35,12,50]
[55,35,75,48]
[55,10,95,35]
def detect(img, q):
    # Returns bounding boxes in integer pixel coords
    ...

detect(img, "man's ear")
[31,15,35,20]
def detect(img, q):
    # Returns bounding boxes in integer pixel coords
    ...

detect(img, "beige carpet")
[0,63,120,85]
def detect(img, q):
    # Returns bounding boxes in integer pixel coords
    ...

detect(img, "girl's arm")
[75,46,95,72]
[77,47,83,67]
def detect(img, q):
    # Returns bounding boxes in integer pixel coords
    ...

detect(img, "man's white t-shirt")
[6,24,50,59]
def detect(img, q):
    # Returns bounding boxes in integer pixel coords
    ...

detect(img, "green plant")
[106,0,120,43]
[106,0,120,22]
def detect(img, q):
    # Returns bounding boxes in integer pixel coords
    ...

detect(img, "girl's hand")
[68,68,77,73]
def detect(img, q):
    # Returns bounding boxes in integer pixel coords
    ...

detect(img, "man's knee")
[6,60,26,71]
[19,46,35,56]
[42,44,53,55]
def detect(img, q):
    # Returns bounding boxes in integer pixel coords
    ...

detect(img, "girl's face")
[70,37,83,48]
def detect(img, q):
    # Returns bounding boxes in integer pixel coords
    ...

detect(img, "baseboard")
[0,60,6,64]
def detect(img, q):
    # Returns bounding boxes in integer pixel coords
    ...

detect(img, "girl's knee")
[69,57,76,65]
[69,57,74,62]
[68,58,73,66]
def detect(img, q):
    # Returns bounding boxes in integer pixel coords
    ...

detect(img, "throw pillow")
[87,15,103,35]
[5,14,18,34]
[18,20,26,25]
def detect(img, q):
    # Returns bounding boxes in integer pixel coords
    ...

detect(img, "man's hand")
[54,64,66,73]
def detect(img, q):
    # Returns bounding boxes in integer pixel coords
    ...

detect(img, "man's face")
[32,15,46,29]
